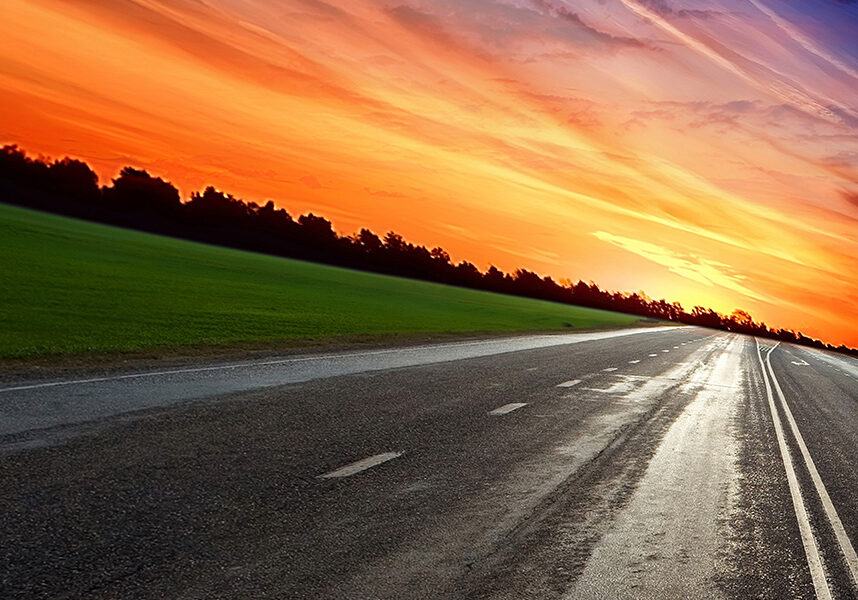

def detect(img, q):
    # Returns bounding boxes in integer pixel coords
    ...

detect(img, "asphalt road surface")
[2,326,858,599]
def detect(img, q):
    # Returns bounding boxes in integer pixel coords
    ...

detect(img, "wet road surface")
[2,326,858,599]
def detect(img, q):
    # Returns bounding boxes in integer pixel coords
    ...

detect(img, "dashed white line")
[603,367,618,372]
[648,353,658,357]
[318,452,403,479]
[673,346,679,349]
[489,402,528,415]
[661,349,670,353]
[556,379,582,388]
[756,340,831,599]
[0,326,684,394]
[628,360,641,364]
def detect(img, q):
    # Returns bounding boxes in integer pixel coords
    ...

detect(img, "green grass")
[0,202,641,358]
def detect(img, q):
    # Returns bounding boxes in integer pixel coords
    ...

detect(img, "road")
[2,325,858,599]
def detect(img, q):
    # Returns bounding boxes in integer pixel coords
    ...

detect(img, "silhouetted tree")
[47,158,99,204]
[1,143,854,358]
[358,228,383,253]
[185,186,249,222]
[297,213,336,243]
[104,167,180,214]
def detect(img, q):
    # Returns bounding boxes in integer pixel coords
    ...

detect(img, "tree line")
[1,144,853,357]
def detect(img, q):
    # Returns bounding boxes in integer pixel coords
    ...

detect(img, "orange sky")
[2,0,858,345]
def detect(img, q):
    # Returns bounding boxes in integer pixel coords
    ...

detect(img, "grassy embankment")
[0,202,643,359]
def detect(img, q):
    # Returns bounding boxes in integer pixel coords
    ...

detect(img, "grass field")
[0,202,642,358]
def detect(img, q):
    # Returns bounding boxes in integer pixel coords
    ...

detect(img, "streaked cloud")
[593,231,768,301]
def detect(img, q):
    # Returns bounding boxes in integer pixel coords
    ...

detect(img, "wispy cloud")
[593,231,768,302]
[364,187,407,198]
[529,0,648,49]
[299,175,330,190]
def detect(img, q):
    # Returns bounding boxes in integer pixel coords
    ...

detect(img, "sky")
[2,0,858,345]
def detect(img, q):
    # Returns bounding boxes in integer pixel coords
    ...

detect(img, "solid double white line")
[756,340,829,598]
[757,340,858,598]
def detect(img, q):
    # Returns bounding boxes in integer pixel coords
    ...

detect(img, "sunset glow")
[3,0,858,344]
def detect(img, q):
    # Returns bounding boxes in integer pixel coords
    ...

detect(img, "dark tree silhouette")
[0,143,853,358]
[48,158,100,204]
[185,186,251,223]
[104,167,180,214]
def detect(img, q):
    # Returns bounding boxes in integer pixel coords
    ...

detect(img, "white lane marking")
[603,367,618,372]
[526,367,539,371]
[648,353,658,357]
[767,345,858,589]
[0,326,684,394]
[756,340,831,599]
[792,359,809,366]
[662,349,670,353]
[556,379,582,388]
[628,360,641,364]
[489,402,527,415]
[318,452,403,479]
[673,346,679,349]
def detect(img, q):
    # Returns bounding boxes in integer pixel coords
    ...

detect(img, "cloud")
[622,98,842,134]
[746,0,858,84]
[825,151,858,168]
[364,187,407,198]
[624,99,759,131]
[384,4,482,56]
[842,190,858,209]
[488,240,560,265]
[593,231,768,302]
[299,175,325,189]
[634,0,721,19]
[529,0,646,48]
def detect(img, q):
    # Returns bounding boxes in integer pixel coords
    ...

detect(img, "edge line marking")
[767,344,858,588]
[756,339,831,599]
[0,326,683,394]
